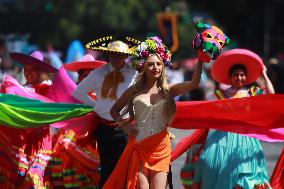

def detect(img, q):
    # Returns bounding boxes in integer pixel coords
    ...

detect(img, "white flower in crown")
[139,42,148,50]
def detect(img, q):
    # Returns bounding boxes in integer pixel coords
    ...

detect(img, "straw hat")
[86,36,140,56]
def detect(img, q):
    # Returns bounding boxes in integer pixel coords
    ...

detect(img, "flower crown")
[131,36,172,72]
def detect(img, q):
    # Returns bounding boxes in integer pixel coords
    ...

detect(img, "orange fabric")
[101,70,124,100]
[103,130,171,189]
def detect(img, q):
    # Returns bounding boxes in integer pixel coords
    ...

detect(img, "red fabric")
[63,60,106,71]
[197,49,211,63]
[270,148,284,189]
[88,91,97,100]
[97,116,118,127]
[170,94,284,141]
[171,129,208,162]
[33,84,52,96]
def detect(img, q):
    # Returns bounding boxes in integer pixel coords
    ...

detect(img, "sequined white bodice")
[133,96,168,142]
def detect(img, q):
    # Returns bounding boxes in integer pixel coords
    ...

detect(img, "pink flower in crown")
[150,36,162,44]
[137,63,145,72]
[156,47,165,55]
[163,53,169,60]
[141,50,150,58]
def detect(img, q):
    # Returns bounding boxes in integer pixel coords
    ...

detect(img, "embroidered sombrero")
[85,36,141,55]
[10,51,57,73]
[63,54,107,72]
[211,48,263,85]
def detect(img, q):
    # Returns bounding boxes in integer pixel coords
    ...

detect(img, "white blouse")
[72,63,136,120]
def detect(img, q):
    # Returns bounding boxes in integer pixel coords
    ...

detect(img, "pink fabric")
[52,113,97,135]
[47,67,96,133]
[46,67,80,103]
[244,128,284,142]
[171,94,284,142]
[1,75,53,102]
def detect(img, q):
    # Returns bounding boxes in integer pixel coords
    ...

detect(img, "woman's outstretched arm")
[169,60,203,97]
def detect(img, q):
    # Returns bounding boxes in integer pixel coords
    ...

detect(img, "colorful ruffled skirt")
[50,130,100,188]
[0,125,52,189]
[181,130,271,189]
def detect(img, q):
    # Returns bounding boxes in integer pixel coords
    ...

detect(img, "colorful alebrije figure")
[193,22,230,63]
[131,36,172,72]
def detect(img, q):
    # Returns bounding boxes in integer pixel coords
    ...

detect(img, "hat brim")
[64,60,107,72]
[10,52,57,73]
[211,49,263,85]
[90,47,134,56]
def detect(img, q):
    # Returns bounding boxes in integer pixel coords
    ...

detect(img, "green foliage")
[175,20,196,60]
[0,0,197,60]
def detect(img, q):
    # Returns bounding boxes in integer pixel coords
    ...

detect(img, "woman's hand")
[120,121,139,138]
[260,64,275,94]
[262,65,268,76]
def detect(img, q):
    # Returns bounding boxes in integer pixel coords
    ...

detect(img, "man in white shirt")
[72,36,138,188]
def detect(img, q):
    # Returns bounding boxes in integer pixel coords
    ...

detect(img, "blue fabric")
[194,130,271,189]
[65,40,85,81]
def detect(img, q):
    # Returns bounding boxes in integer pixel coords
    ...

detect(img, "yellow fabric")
[101,70,124,100]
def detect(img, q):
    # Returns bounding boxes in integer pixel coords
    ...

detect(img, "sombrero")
[63,54,107,72]
[211,48,263,85]
[85,36,141,55]
[10,51,57,73]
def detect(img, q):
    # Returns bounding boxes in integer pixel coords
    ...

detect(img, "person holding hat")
[103,36,203,189]
[0,50,57,188]
[72,36,139,188]
[182,49,274,189]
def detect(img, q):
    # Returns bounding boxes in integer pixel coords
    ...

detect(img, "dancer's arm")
[110,85,138,137]
[110,86,134,121]
[72,70,97,107]
[261,65,275,94]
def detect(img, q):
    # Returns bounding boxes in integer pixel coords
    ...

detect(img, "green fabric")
[181,179,193,186]
[0,94,93,128]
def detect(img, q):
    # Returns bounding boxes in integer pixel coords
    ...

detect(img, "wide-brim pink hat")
[63,54,107,72]
[10,51,57,73]
[211,48,263,85]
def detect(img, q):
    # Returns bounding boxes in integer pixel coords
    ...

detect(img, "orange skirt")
[103,129,171,189]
